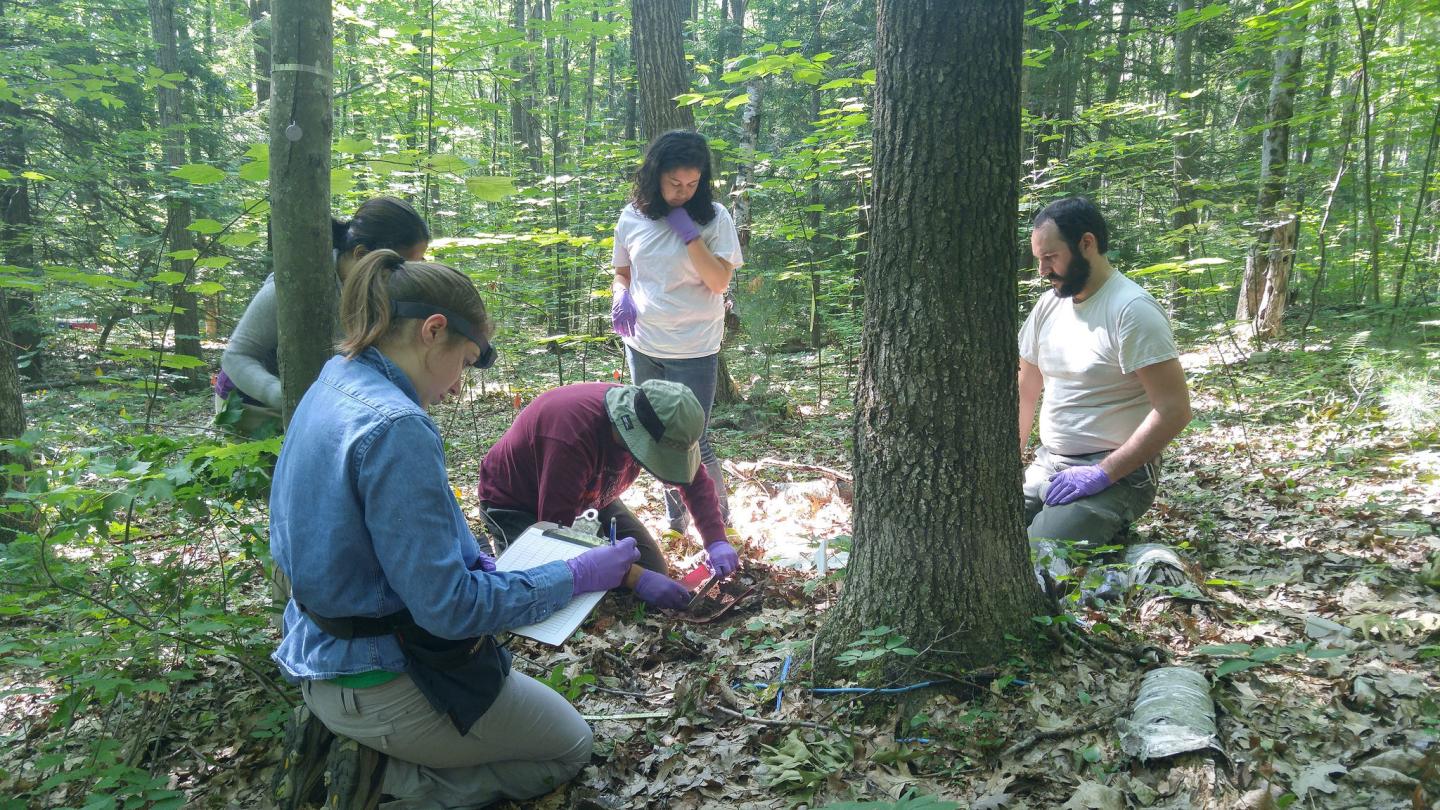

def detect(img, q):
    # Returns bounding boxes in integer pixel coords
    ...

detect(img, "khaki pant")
[302,671,591,809]
[1023,447,1160,549]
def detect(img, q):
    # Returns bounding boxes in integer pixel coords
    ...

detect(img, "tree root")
[1001,706,1126,758]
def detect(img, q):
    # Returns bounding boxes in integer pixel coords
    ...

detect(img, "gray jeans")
[302,671,591,809]
[626,347,731,530]
[1023,447,1160,549]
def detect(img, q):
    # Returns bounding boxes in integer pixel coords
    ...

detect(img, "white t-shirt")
[1018,272,1179,456]
[611,202,744,359]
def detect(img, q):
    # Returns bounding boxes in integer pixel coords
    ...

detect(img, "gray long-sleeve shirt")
[220,274,283,408]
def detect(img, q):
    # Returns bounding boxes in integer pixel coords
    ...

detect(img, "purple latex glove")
[471,552,497,573]
[704,540,740,578]
[214,369,236,399]
[633,569,691,610]
[611,287,637,337]
[1044,465,1112,506]
[665,206,701,244]
[565,537,639,596]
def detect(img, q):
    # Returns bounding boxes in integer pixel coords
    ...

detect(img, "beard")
[1047,250,1091,299]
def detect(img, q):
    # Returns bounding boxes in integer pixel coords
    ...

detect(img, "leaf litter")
[1,335,1437,808]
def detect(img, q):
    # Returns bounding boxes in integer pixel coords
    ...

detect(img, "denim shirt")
[270,348,574,681]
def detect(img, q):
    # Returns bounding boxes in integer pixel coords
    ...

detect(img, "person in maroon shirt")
[477,380,741,610]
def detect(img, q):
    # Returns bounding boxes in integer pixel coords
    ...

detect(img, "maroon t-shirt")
[476,383,725,546]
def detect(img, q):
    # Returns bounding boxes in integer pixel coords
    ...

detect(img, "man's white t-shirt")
[1018,272,1178,456]
[611,202,744,359]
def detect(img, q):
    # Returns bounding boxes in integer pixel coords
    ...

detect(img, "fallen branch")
[581,711,670,722]
[1002,706,1125,757]
[750,457,852,482]
[709,704,846,734]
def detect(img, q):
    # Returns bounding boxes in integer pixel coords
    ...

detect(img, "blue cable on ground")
[773,655,792,713]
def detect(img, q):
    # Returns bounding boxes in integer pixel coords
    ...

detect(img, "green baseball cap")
[605,380,704,485]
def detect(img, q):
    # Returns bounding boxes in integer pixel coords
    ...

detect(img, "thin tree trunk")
[0,101,40,382]
[583,8,598,147]
[816,0,1047,676]
[269,0,334,424]
[1239,6,1307,337]
[806,0,824,349]
[148,0,205,393]
[1350,0,1382,303]
[714,19,758,409]
[1171,0,1201,317]
[0,291,28,542]
[1299,82,1361,349]
[250,0,270,106]
[1096,0,1135,146]
[509,0,543,176]
[1387,92,1440,329]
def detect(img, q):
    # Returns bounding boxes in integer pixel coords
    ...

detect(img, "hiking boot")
[272,704,333,809]
[324,735,387,810]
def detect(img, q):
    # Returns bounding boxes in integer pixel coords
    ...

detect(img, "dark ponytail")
[331,218,351,252]
[339,249,492,358]
[332,196,431,257]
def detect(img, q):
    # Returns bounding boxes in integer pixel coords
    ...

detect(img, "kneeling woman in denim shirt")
[269,248,638,807]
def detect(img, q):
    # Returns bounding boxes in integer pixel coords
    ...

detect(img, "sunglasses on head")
[391,301,497,369]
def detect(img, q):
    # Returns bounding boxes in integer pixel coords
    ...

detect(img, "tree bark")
[250,0,271,106]
[148,0,205,393]
[0,100,40,382]
[1171,0,1201,308]
[1237,7,1307,336]
[632,0,695,139]
[815,0,1047,677]
[0,291,28,543]
[1350,0,1382,304]
[1095,0,1135,145]
[509,0,543,176]
[269,0,334,425]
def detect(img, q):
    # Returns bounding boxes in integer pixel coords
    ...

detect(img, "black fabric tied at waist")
[300,604,511,736]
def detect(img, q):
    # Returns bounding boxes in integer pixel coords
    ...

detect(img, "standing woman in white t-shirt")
[610,131,744,537]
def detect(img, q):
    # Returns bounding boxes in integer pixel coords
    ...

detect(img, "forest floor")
[2,315,1438,809]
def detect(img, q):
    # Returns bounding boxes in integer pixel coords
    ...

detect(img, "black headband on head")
[391,301,496,369]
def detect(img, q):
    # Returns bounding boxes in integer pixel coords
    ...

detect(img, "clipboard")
[494,521,607,646]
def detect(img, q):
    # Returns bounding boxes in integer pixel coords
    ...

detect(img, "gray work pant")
[302,671,591,809]
[1023,447,1160,549]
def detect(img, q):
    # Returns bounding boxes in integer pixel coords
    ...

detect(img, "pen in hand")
[609,517,616,546]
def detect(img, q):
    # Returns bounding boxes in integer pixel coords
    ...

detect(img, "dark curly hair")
[629,130,718,226]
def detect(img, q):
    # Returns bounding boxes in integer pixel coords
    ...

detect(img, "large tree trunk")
[149,0,205,393]
[1237,7,1307,336]
[815,0,1047,676]
[269,0,334,425]
[632,0,695,139]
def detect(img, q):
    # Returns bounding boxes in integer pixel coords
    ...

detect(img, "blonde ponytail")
[338,250,492,358]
